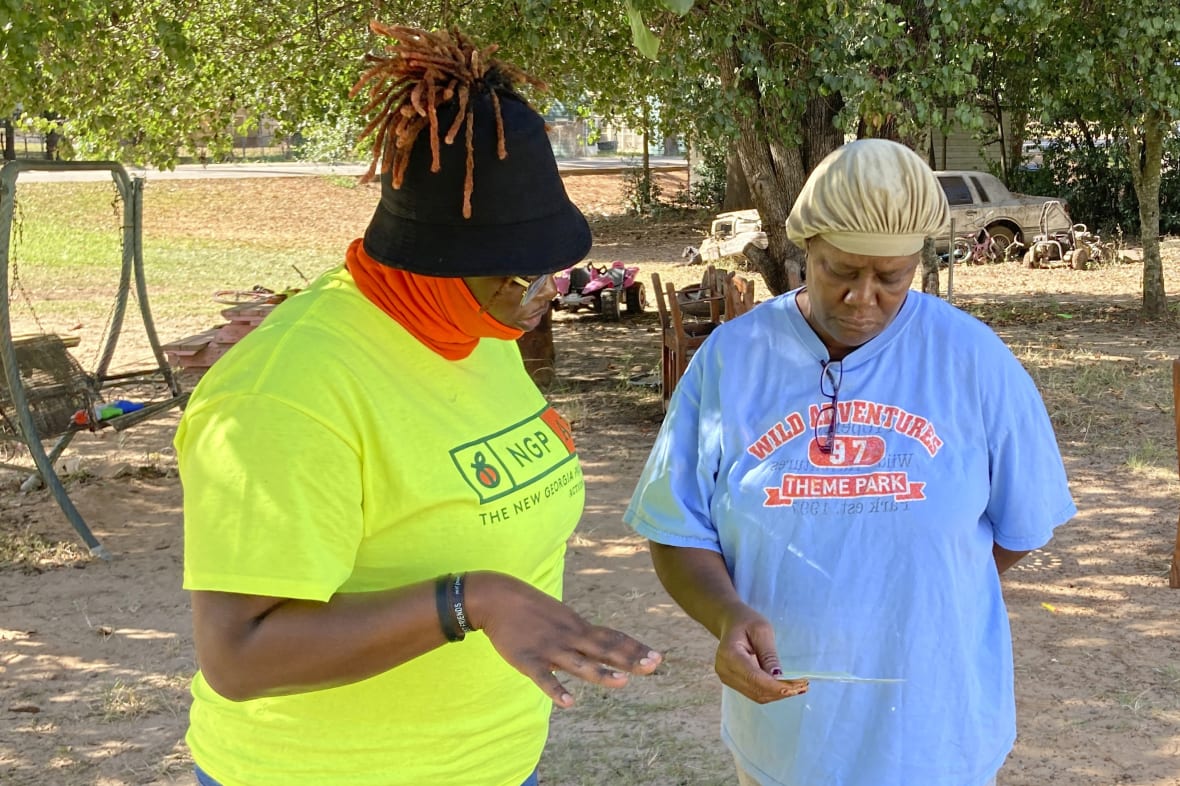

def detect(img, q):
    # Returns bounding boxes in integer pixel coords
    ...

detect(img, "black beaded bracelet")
[435,574,465,642]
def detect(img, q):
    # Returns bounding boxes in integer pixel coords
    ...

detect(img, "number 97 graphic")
[809,434,885,467]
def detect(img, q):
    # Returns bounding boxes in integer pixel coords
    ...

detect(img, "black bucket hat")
[362,89,592,278]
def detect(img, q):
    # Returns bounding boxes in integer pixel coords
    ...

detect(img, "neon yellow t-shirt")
[177,266,585,786]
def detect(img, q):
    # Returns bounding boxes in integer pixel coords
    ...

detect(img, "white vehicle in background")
[697,209,767,262]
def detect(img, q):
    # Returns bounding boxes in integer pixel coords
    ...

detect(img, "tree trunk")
[721,149,753,211]
[1006,108,1029,183]
[720,46,842,296]
[517,305,556,390]
[920,237,939,296]
[641,102,652,210]
[992,98,1008,180]
[2,120,14,161]
[941,106,949,169]
[1125,117,1166,318]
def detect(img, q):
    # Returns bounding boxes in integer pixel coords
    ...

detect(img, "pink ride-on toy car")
[552,261,646,321]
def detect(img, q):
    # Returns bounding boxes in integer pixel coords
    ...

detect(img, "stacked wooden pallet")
[162,302,277,374]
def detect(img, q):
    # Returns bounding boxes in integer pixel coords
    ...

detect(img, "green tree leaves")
[7,0,1177,313]
[624,0,661,60]
[1033,0,1180,315]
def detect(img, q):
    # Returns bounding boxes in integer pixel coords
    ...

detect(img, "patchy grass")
[88,670,192,723]
[1127,438,1176,476]
[0,526,88,571]
[1017,344,1165,411]
[541,676,730,786]
[96,680,164,722]
[6,179,357,372]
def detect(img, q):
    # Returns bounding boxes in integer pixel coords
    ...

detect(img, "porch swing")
[0,160,190,560]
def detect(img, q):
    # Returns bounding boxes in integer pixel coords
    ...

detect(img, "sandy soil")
[2,172,1180,786]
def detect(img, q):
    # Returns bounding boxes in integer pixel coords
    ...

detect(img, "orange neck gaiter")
[345,238,524,360]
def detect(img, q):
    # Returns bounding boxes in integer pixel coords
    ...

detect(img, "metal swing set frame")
[0,160,189,560]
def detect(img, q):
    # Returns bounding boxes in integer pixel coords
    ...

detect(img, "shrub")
[686,139,726,211]
[295,116,365,164]
[1010,131,1180,238]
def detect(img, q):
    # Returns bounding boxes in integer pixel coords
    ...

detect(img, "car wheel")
[985,225,1019,263]
[625,282,646,314]
[952,238,972,264]
[600,288,621,321]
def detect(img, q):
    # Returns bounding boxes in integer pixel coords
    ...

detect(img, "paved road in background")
[9,156,688,183]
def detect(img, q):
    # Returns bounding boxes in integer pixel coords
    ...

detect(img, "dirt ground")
[2,171,1180,786]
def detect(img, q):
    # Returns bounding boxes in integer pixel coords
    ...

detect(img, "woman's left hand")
[464,570,662,707]
[714,603,809,704]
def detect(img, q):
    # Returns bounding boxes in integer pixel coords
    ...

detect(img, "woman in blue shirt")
[625,139,1075,786]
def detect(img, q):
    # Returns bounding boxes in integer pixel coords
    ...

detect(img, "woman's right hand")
[464,570,662,708]
[715,604,808,704]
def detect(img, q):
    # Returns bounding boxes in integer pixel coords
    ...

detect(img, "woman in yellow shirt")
[178,23,661,786]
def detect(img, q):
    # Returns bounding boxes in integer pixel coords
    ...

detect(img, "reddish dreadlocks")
[351,23,546,218]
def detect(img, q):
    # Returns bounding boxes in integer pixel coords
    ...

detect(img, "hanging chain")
[87,182,126,372]
[7,196,48,336]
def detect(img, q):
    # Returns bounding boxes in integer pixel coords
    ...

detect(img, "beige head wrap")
[786,139,950,256]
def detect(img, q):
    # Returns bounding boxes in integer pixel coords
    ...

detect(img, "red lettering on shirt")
[746,412,806,459]
[763,471,928,506]
[749,401,943,464]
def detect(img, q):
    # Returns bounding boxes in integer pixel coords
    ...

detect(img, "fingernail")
[770,668,783,677]
[560,693,573,705]
[611,671,626,679]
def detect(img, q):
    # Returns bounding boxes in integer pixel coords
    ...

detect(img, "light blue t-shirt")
[625,290,1075,786]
